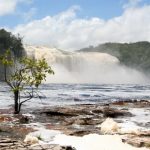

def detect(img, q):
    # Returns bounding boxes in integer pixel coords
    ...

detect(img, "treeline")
[0,29,25,57]
[79,42,150,72]
[0,29,26,79]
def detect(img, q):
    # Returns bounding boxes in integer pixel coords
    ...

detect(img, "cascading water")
[25,45,149,84]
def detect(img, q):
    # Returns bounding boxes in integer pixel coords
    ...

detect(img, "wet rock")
[124,136,150,148]
[68,130,94,136]
[0,138,76,150]
[63,146,76,150]
[100,118,120,134]
[103,107,132,118]
[0,138,30,150]
[39,105,95,117]
[17,115,30,124]
[0,115,18,123]
[92,109,103,114]
[111,100,150,108]
[73,98,82,102]
[138,130,150,136]
[0,103,149,148]
[42,110,76,117]
[111,101,125,106]
[74,117,103,125]
[0,108,14,114]
[0,114,32,124]
[29,144,76,150]
[24,135,39,144]
[0,125,34,139]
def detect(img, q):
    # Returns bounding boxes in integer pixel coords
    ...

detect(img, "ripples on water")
[1,83,150,108]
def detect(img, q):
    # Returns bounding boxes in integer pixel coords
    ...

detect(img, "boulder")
[24,135,39,145]
[100,118,120,134]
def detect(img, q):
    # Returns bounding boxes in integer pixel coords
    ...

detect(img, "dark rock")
[112,101,125,106]
[42,111,76,117]
[18,115,30,124]
[29,144,76,150]
[92,109,103,114]
[64,146,76,150]
[74,117,103,125]
[0,138,76,150]
[74,98,82,102]
[111,100,150,108]
[69,130,93,136]
[103,107,132,118]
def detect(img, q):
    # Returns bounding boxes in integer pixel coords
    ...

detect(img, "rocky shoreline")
[0,100,150,150]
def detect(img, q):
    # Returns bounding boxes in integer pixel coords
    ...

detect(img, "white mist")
[25,45,149,84]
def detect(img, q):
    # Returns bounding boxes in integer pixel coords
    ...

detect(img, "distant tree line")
[79,42,150,73]
[0,29,25,79]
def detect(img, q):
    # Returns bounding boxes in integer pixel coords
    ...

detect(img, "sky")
[0,0,150,50]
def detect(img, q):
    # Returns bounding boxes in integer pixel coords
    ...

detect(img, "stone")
[103,107,132,118]
[28,144,76,150]
[100,118,120,134]
[18,115,30,124]
[24,135,39,145]
[69,130,92,136]
[124,136,150,148]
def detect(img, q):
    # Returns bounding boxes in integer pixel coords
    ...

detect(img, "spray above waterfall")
[25,45,149,84]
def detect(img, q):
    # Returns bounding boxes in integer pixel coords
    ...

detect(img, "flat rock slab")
[124,136,150,148]
[29,145,75,150]
[0,138,76,150]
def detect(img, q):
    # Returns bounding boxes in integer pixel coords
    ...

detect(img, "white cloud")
[0,0,34,16]
[13,4,150,50]
[0,0,18,16]
[123,0,142,9]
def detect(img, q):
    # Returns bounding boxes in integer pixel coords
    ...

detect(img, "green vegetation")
[80,42,150,72]
[0,29,25,58]
[0,50,54,114]
[0,29,54,114]
[0,29,25,79]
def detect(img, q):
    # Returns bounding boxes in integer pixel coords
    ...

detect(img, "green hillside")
[79,42,150,72]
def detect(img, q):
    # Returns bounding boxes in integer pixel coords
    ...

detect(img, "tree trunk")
[14,90,19,114]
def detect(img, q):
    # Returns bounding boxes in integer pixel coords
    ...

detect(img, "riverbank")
[0,100,150,149]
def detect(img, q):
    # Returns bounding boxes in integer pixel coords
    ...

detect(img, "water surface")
[1,83,150,109]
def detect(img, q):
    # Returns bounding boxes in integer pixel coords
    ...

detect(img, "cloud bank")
[13,3,150,50]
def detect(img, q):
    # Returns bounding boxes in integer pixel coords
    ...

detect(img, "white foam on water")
[50,134,149,150]
[117,107,150,135]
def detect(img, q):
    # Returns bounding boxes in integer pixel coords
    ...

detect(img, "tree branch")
[18,90,33,112]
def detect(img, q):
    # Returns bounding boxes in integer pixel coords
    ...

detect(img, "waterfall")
[25,45,148,84]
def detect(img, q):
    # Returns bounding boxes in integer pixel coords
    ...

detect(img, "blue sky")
[1,0,150,50]
[0,0,150,28]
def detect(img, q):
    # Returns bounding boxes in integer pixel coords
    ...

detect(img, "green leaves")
[20,57,54,87]
[0,50,54,90]
[0,49,13,66]
[0,29,24,58]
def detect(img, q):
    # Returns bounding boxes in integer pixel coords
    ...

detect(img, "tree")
[0,29,25,79]
[0,29,25,57]
[0,50,54,114]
